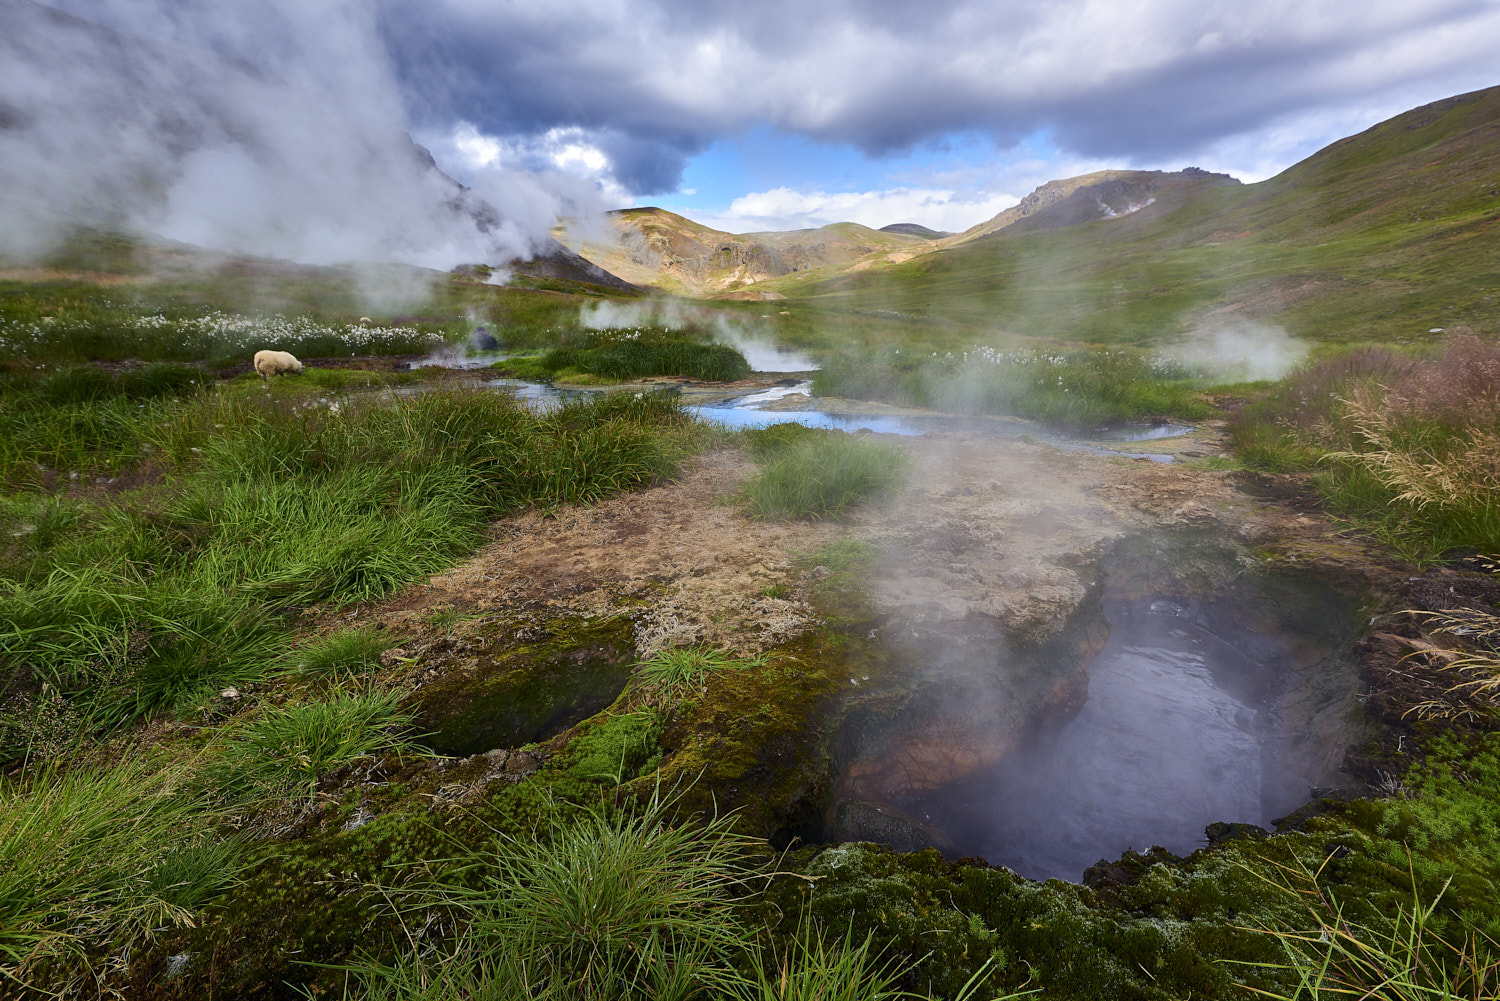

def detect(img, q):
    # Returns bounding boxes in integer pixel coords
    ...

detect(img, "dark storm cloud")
[374,0,1500,194]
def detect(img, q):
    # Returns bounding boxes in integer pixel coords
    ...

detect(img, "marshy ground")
[5,271,1500,1000]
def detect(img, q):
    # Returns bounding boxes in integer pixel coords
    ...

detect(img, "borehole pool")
[837,534,1368,882]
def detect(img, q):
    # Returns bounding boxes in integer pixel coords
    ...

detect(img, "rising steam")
[0,0,597,271]
[579,298,818,372]
[1172,318,1309,381]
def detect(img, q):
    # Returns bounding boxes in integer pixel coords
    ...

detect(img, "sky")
[386,0,1500,233]
[3,0,1499,264]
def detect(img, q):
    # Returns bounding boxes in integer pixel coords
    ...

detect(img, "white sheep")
[253,349,304,381]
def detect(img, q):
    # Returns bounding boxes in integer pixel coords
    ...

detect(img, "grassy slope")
[764,86,1500,348]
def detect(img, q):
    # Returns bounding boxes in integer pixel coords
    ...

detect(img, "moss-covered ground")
[4,243,1500,1000]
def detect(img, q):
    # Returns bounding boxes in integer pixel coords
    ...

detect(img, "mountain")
[880,223,951,239]
[748,86,1500,345]
[556,207,936,297]
[949,168,1239,243]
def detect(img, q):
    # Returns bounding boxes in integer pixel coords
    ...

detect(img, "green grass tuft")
[0,759,231,990]
[213,690,424,802]
[636,646,766,693]
[739,434,909,520]
[285,626,398,679]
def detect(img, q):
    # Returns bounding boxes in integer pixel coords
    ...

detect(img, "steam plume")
[0,0,596,270]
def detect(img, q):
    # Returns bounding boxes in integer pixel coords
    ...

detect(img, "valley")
[2,78,1500,1001]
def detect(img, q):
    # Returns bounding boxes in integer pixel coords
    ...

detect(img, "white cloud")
[690,185,1018,234]
[430,122,634,208]
[388,0,1500,195]
[453,123,504,169]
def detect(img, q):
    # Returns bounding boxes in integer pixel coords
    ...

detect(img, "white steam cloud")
[0,0,597,271]
[1172,318,1309,381]
[578,299,818,373]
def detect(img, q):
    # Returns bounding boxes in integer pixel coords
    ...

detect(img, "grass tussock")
[636,645,767,694]
[739,432,909,520]
[0,387,704,744]
[401,790,759,1000]
[495,325,752,383]
[285,625,398,679]
[212,690,424,802]
[1231,333,1500,560]
[0,759,241,990]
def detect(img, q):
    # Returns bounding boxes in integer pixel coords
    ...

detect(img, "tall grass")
[0,388,705,738]
[285,626,398,679]
[0,759,240,991]
[1237,857,1500,1000]
[1231,334,1500,559]
[406,790,760,1000]
[496,326,752,383]
[739,433,909,520]
[213,690,424,802]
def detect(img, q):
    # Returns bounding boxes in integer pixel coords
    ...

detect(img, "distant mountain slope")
[761,86,1500,345]
[557,207,934,296]
[945,169,1239,245]
[880,223,951,239]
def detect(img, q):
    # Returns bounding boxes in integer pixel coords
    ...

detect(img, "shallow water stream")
[482,375,1192,459]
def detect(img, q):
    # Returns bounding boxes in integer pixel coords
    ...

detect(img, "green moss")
[409,614,638,757]
[561,708,665,784]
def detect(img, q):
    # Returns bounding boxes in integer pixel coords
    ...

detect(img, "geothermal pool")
[840,536,1367,882]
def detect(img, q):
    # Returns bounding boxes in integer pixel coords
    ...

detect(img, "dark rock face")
[469,326,499,351]
[505,237,644,292]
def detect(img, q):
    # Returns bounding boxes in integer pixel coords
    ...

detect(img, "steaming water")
[898,551,1363,882]
[732,341,820,372]
[688,381,1189,456]
[394,371,1191,456]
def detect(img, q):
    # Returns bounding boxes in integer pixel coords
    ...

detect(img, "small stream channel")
[481,375,1193,460]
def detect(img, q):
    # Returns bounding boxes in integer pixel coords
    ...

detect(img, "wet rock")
[1204,821,1269,847]
[828,801,956,855]
[469,326,499,351]
[409,615,635,757]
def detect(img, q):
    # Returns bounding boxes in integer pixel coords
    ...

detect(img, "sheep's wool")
[254,349,304,378]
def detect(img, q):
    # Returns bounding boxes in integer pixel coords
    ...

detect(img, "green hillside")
[766,86,1500,347]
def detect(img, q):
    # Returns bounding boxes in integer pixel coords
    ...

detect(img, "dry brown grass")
[1388,332,1500,430]
[1322,393,1500,514]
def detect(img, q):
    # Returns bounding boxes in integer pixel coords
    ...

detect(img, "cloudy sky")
[9,0,1500,258]
[380,0,1500,233]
